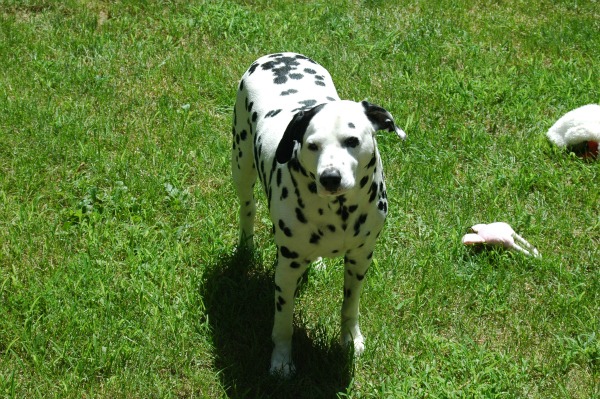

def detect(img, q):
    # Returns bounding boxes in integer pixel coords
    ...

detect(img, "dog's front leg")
[270,251,308,377]
[341,251,374,355]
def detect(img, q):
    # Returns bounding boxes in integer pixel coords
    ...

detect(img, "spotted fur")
[231,53,406,377]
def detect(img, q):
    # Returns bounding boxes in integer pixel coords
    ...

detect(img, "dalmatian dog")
[231,53,406,377]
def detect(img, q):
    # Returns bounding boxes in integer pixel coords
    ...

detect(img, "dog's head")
[275,100,406,197]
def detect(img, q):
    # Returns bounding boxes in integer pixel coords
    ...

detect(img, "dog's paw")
[342,332,365,355]
[352,335,365,355]
[269,361,296,378]
[270,348,296,378]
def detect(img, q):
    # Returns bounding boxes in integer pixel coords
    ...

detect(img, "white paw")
[342,333,365,355]
[353,336,365,355]
[269,361,296,378]
[270,348,296,378]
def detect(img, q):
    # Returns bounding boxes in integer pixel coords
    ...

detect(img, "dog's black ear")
[276,104,326,163]
[362,100,407,140]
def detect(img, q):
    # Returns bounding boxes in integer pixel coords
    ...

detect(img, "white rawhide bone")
[462,222,541,258]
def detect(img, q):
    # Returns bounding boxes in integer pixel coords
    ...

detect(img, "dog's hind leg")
[231,94,257,250]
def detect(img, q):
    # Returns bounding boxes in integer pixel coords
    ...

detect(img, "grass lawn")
[0,0,598,397]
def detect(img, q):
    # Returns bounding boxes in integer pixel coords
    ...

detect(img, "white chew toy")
[462,222,541,258]
[546,104,600,148]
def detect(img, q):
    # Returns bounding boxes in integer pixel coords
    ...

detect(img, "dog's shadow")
[201,249,354,398]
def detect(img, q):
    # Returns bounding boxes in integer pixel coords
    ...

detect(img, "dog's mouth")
[318,187,347,197]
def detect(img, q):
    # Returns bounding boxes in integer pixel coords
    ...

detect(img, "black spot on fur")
[309,233,320,244]
[248,62,259,75]
[304,68,317,74]
[281,187,288,199]
[348,122,355,129]
[239,79,245,91]
[290,261,301,269]
[368,181,378,203]
[290,73,304,80]
[353,214,368,236]
[292,99,318,113]
[288,158,309,177]
[340,207,349,222]
[265,109,282,118]
[344,288,352,298]
[296,208,307,223]
[345,256,356,265]
[252,111,258,122]
[378,200,388,213]
[261,61,276,70]
[308,182,317,193]
[356,274,365,281]
[366,154,376,169]
[261,55,306,85]
[280,246,299,259]
[278,219,293,237]
[240,130,247,140]
[281,89,298,96]
[277,169,282,187]
[315,80,326,87]
[327,96,336,101]
[327,224,336,232]
[360,176,369,188]
[295,54,316,63]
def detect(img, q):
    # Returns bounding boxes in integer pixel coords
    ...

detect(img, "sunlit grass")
[0,0,598,397]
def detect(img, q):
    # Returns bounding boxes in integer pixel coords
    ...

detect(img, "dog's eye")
[344,137,360,148]
[307,142,319,151]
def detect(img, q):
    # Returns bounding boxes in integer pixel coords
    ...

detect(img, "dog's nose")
[319,168,342,192]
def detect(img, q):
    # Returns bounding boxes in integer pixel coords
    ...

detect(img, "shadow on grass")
[200,249,353,398]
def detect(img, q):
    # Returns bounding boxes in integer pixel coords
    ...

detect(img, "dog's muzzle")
[319,168,342,193]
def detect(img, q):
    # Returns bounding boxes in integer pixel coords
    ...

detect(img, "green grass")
[0,0,598,397]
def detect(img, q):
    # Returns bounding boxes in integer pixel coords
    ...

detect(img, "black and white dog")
[231,53,406,376]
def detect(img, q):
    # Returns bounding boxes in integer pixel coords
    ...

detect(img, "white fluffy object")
[546,104,600,147]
